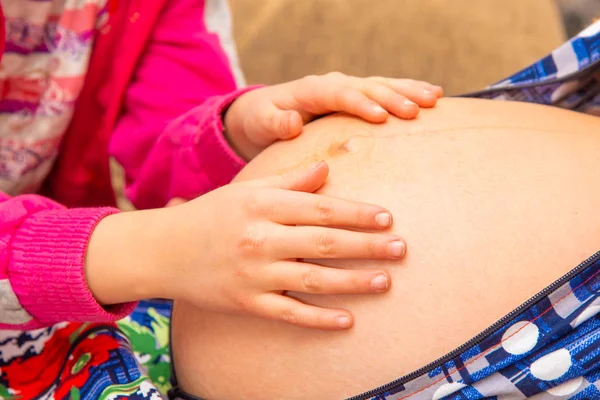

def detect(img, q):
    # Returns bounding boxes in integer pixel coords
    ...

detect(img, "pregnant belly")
[172,98,600,400]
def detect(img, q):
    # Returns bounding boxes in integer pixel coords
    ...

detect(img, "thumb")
[258,104,304,141]
[246,161,329,193]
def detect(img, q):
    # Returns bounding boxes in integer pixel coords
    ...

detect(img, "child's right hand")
[86,162,406,330]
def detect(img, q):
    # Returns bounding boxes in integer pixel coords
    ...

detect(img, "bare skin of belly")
[171,98,600,400]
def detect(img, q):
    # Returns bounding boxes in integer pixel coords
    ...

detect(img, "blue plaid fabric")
[463,21,600,114]
[354,20,600,400]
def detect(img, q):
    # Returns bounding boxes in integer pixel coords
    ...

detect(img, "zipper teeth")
[348,251,600,400]
[464,58,600,98]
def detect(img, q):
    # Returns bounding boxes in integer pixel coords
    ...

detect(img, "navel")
[327,137,362,157]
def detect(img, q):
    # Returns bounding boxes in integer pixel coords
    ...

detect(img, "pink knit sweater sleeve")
[109,0,259,210]
[0,192,136,330]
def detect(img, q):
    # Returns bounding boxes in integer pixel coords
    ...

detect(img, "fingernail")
[372,104,386,114]
[388,240,406,258]
[423,89,435,97]
[375,212,392,227]
[403,99,417,107]
[336,316,351,328]
[371,274,388,291]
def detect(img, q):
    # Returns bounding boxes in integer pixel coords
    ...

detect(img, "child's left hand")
[224,72,443,159]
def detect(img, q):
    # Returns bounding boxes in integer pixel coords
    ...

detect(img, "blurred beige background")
[229,0,565,95]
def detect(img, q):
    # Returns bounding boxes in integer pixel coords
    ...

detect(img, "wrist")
[85,209,166,305]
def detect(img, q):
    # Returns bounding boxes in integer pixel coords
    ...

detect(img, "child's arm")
[109,0,254,209]
[0,164,405,331]
[0,192,136,330]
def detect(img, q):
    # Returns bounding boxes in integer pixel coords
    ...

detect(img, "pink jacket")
[0,0,255,329]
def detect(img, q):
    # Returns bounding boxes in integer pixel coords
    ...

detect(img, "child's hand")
[224,72,443,159]
[156,161,404,330]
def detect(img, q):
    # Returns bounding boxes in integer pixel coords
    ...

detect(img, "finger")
[267,190,393,230]
[368,77,441,107]
[253,102,304,141]
[262,260,391,295]
[245,160,329,193]
[297,76,389,123]
[324,73,442,107]
[166,198,187,207]
[275,226,407,260]
[386,78,444,98]
[354,81,420,120]
[416,80,444,97]
[252,293,355,330]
